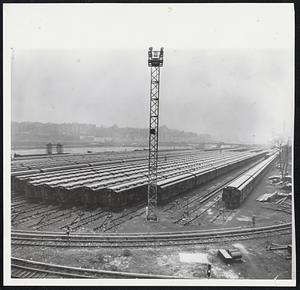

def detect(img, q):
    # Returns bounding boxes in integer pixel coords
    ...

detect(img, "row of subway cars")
[11,150,269,211]
[222,152,279,209]
[11,149,205,174]
[108,151,267,209]
[11,151,260,210]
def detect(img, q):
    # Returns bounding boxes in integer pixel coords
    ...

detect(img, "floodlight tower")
[146,47,164,221]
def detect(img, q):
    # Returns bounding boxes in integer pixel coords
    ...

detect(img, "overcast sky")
[6,4,294,144]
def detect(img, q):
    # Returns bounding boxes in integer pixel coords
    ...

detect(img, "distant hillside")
[11,122,211,148]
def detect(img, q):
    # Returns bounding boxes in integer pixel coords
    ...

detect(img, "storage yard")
[12,149,267,209]
[10,147,293,280]
[5,4,295,285]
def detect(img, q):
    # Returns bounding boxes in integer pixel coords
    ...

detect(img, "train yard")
[12,149,266,209]
[10,147,293,280]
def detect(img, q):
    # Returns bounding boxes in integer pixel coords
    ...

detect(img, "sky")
[5,4,294,144]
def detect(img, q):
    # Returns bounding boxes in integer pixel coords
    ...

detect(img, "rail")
[173,156,266,225]
[11,257,185,279]
[11,223,291,248]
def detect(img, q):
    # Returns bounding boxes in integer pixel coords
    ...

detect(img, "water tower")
[56,143,63,154]
[46,143,53,155]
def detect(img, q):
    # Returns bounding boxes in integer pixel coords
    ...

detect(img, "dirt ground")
[12,232,292,279]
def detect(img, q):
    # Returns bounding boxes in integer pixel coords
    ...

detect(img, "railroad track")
[174,188,223,225]
[11,223,291,248]
[11,194,26,203]
[179,196,223,226]
[166,158,265,224]
[13,205,64,225]
[11,200,31,208]
[11,200,45,211]
[60,208,107,231]
[97,205,145,232]
[11,257,184,279]
[11,197,145,233]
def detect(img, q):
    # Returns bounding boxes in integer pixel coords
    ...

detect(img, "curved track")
[12,223,291,248]
[11,257,184,279]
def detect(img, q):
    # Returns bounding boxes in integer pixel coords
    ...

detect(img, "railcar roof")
[227,174,253,189]
[226,154,278,190]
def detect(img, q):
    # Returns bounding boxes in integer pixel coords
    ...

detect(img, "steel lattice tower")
[146,47,164,221]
